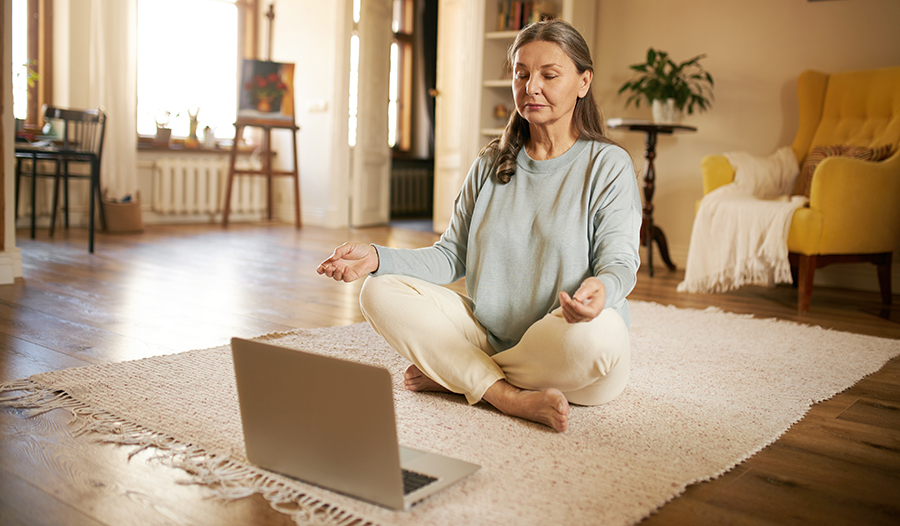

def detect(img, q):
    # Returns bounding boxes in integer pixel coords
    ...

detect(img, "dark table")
[607,120,697,276]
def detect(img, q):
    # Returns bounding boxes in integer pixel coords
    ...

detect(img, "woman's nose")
[527,77,541,95]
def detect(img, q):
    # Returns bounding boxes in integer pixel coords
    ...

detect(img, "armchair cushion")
[793,144,894,197]
[725,146,799,199]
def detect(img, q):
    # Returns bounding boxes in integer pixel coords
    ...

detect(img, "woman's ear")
[578,70,593,98]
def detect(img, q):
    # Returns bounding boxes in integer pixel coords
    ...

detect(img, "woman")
[318,19,641,433]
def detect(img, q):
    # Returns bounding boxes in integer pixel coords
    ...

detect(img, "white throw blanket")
[678,147,807,294]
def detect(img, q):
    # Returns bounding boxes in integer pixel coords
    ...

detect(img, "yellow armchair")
[700,66,900,312]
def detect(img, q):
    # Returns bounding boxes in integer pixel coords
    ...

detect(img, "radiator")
[152,157,266,215]
[390,164,433,216]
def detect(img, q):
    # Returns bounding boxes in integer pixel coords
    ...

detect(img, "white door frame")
[349,0,393,227]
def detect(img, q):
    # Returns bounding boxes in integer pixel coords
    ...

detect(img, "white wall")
[2,0,23,282]
[268,0,351,227]
[593,0,900,292]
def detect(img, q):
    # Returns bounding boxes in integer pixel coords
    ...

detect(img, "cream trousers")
[359,274,630,406]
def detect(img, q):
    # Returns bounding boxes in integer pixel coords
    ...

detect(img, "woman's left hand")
[559,277,606,324]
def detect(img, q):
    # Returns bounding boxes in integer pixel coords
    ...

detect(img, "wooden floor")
[1,223,898,526]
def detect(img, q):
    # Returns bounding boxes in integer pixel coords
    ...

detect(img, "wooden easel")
[221,119,301,227]
[222,4,301,228]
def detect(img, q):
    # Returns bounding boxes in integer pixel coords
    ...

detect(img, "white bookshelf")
[478,1,597,142]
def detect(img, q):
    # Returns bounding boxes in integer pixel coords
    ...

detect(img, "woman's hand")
[316,242,379,283]
[559,277,606,324]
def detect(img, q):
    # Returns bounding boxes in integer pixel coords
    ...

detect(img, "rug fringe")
[0,379,376,526]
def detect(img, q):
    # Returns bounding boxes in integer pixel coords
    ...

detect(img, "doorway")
[388,0,437,232]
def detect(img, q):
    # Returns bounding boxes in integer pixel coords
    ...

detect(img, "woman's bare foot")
[482,380,569,432]
[404,364,452,394]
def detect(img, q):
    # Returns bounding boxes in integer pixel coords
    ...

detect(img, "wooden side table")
[607,120,697,276]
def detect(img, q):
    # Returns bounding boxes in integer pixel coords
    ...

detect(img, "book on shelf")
[496,1,558,32]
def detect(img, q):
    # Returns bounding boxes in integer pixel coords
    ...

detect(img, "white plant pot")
[651,99,681,124]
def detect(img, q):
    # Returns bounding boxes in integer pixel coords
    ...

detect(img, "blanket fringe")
[0,379,375,526]
[677,258,794,294]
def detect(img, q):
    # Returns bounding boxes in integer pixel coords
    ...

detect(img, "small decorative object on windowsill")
[185,108,201,149]
[154,126,172,146]
[154,109,178,146]
[203,126,217,149]
[618,48,714,124]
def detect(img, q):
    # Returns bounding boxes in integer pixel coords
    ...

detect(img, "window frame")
[21,0,52,130]
[390,0,416,154]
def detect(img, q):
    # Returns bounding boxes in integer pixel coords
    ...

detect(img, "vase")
[651,99,681,124]
[154,127,172,146]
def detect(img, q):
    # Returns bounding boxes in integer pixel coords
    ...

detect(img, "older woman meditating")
[318,19,641,432]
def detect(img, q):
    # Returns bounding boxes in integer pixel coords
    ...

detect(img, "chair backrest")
[792,66,900,165]
[43,105,107,161]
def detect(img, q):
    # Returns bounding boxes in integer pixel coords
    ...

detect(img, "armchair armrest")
[807,153,900,254]
[701,155,735,195]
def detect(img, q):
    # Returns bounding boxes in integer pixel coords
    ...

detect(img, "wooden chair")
[15,106,107,251]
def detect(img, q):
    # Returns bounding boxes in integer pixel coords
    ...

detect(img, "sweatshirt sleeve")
[589,146,642,310]
[372,156,490,285]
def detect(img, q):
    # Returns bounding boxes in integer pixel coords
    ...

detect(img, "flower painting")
[238,59,295,123]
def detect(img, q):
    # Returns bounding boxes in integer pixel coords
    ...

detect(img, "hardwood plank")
[836,397,900,429]
[0,466,106,526]
[0,335,94,381]
[641,492,774,526]
[0,405,293,526]
[776,413,900,471]
[709,443,900,526]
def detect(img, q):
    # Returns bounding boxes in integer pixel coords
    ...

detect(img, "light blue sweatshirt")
[374,139,642,352]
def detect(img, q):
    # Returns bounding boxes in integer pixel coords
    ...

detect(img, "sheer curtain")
[88,0,138,200]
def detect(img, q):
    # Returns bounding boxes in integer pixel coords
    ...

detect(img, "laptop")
[231,337,480,510]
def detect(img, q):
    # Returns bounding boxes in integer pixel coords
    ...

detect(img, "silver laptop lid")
[231,337,406,509]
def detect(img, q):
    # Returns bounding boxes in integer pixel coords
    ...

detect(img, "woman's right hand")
[316,242,380,283]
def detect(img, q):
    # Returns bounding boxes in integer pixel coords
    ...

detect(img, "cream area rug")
[2,301,898,526]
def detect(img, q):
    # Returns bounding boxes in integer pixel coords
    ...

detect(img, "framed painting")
[237,59,295,125]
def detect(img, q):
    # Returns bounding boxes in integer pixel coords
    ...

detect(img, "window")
[389,0,414,152]
[12,0,52,128]
[12,0,29,121]
[348,0,361,147]
[136,0,247,140]
[347,0,416,151]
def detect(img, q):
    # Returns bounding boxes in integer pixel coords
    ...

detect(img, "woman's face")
[512,40,592,131]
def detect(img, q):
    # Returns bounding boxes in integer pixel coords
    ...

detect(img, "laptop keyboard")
[402,469,438,495]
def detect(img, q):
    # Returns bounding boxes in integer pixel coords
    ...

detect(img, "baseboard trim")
[0,248,23,283]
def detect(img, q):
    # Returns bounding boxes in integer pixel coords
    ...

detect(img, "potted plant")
[618,48,714,123]
[154,109,179,146]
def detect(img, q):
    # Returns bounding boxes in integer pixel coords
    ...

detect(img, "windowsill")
[136,135,256,154]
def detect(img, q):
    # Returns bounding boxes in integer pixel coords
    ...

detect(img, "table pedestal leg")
[640,129,676,277]
[640,219,676,277]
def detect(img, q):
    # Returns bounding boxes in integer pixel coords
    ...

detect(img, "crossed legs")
[359,275,630,431]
